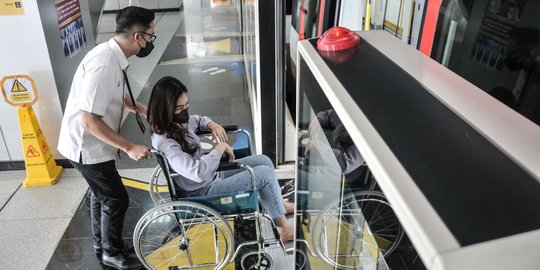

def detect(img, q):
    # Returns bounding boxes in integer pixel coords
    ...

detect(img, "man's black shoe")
[95,245,137,262]
[102,252,143,269]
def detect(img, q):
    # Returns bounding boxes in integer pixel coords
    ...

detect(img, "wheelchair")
[294,167,405,269]
[133,126,289,270]
[293,129,405,269]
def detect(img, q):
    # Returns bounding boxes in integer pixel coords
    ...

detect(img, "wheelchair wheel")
[149,165,172,205]
[312,191,404,269]
[133,201,234,270]
[295,249,307,270]
[240,251,273,270]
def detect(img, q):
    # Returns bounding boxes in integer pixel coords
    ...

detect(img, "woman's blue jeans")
[203,154,286,220]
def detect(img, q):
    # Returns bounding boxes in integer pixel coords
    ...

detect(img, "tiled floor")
[46,182,154,270]
[0,169,88,269]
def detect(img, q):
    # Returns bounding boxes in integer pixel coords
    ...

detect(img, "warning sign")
[0,75,38,106]
[0,0,25,15]
[11,79,27,92]
[26,145,40,157]
[42,140,49,153]
[18,105,63,187]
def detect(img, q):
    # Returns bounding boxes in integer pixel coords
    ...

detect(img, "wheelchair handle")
[238,163,256,190]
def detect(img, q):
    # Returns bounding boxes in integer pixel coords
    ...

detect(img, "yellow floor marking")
[121,177,168,193]
[200,38,231,53]
[144,222,235,270]
[301,216,380,269]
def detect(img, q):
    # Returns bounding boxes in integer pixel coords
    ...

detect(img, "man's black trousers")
[70,159,129,255]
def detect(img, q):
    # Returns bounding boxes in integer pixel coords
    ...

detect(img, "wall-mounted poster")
[471,0,527,70]
[55,0,86,58]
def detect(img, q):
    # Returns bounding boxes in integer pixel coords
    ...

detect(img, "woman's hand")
[215,142,235,162]
[208,122,228,143]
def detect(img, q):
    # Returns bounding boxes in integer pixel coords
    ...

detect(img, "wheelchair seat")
[179,189,258,215]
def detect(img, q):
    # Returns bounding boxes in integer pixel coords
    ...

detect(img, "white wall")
[338,0,365,31]
[0,2,64,161]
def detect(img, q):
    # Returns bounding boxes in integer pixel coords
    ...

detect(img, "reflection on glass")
[294,57,404,269]
[291,0,336,40]
[431,1,540,126]
[240,0,257,105]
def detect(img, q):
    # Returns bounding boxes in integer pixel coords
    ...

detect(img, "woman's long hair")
[147,76,198,155]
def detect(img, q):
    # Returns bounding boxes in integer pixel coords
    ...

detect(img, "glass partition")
[430,0,540,126]
[239,0,256,101]
[295,56,402,270]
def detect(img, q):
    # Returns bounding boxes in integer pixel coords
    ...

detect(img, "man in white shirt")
[58,6,155,269]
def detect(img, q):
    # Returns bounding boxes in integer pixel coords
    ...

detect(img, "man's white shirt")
[58,38,129,164]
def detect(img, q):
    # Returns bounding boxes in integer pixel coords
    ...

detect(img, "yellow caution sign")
[0,0,25,15]
[10,79,31,102]
[11,79,27,92]
[1,75,38,106]
[1,74,62,186]
[18,105,63,187]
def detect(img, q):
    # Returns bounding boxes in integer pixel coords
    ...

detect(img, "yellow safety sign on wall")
[0,0,24,15]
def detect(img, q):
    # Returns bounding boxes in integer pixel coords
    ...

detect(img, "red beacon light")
[317,26,360,51]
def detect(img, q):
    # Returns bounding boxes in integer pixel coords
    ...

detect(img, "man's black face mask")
[136,40,154,57]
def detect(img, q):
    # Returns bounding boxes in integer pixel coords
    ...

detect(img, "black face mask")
[173,109,189,124]
[136,40,154,57]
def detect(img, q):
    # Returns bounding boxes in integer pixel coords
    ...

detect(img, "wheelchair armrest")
[196,125,240,135]
[216,162,241,171]
[217,162,256,190]
[222,125,240,132]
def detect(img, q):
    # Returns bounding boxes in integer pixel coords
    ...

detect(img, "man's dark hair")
[115,6,155,36]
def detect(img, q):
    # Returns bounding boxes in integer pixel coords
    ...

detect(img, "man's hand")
[124,96,148,117]
[125,143,152,161]
[80,111,150,159]
[208,122,228,143]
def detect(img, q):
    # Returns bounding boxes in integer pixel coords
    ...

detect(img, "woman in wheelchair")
[147,76,294,241]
